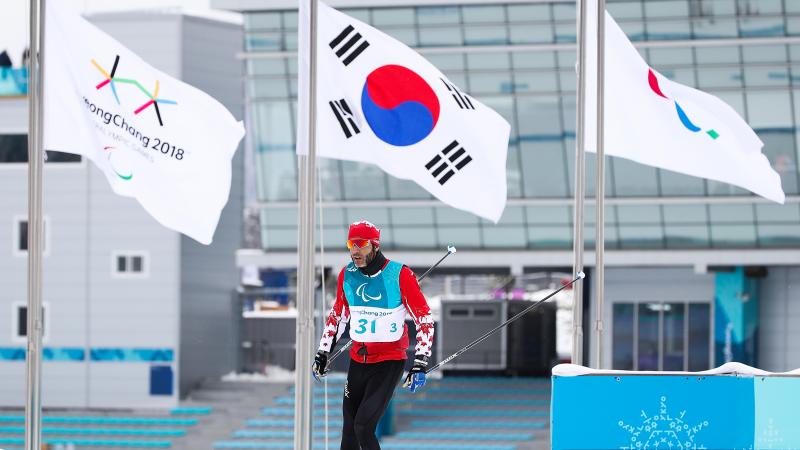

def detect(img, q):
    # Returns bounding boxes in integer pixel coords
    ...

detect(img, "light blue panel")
[715,267,759,366]
[90,348,174,362]
[551,375,755,449]
[0,348,85,362]
[754,377,800,448]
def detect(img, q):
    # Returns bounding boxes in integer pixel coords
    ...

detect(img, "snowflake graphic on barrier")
[757,418,783,449]
[618,395,709,449]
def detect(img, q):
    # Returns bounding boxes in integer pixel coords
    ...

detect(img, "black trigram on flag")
[329,99,360,138]
[441,79,475,110]
[425,140,473,185]
[329,25,370,66]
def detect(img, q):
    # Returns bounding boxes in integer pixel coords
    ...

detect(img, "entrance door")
[612,301,712,371]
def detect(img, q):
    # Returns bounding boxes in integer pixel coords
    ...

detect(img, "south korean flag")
[297,0,510,222]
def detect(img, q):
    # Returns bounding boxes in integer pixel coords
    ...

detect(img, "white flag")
[42,2,245,244]
[585,11,785,204]
[298,1,511,222]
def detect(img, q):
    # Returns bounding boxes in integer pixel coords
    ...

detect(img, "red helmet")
[348,220,380,244]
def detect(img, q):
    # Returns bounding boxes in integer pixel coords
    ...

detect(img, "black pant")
[340,359,405,450]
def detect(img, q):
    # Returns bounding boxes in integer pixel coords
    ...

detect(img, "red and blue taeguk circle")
[361,65,440,147]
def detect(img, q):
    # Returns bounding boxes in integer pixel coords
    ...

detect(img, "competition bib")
[343,261,406,342]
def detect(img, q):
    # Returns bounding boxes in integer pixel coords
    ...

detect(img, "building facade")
[216,0,800,372]
[0,10,244,408]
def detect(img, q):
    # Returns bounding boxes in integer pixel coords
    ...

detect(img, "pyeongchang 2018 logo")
[91,55,177,126]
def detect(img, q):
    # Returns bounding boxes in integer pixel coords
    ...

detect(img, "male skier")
[312,220,435,450]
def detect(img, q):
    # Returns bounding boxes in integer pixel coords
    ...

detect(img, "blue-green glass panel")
[584,225,620,249]
[392,226,437,248]
[466,53,510,70]
[647,47,694,65]
[697,67,743,88]
[318,159,343,201]
[436,226,481,248]
[255,152,297,201]
[528,226,571,249]
[520,142,569,198]
[552,3,575,21]
[253,101,294,151]
[506,144,523,199]
[747,91,793,127]
[436,208,480,225]
[512,71,558,93]
[758,129,799,194]
[526,205,571,225]
[510,23,554,44]
[425,54,465,71]
[755,204,800,222]
[282,11,298,30]
[644,0,689,18]
[464,26,508,45]
[390,207,436,226]
[418,27,462,46]
[610,158,660,197]
[263,228,297,251]
[261,208,297,227]
[744,66,790,86]
[246,32,283,51]
[553,22,575,42]
[496,206,526,225]
[742,44,787,62]
[742,0,783,14]
[612,303,635,370]
[617,20,646,41]
[462,5,505,23]
[386,177,432,200]
[647,20,692,40]
[664,225,711,248]
[659,169,707,196]
[757,224,800,246]
[607,2,643,19]
[249,78,288,99]
[417,6,460,25]
[695,46,740,64]
[246,12,282,31]
[341,162,387,200]
[482,226,526,248]
[512,51,556,70]
[739,17,785,37]
[507,4,549,22]
[618,226,665,249]
[709,204,755,223]
[344,208,390,226]
[372,8,415,26]
[692,17,739,38]
[247,59,287,76]
[617,205,661,224]
[710,224,757,247]
[662,205,708,224]
[384,28,418,46]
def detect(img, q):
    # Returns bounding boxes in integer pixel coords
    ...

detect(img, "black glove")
[312,350,328,382]
[403,355,429,393]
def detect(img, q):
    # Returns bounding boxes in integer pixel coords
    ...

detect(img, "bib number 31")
[354,319,398,334]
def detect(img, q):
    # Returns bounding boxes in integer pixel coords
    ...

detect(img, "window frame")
[12,214,50,257]
[11,301,50,344]
[111,251,150,279]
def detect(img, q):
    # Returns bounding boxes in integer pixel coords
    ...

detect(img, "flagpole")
[571,0,588,366]
[25,0,45,449]
[593,0,607,370]
[294,0,317,447]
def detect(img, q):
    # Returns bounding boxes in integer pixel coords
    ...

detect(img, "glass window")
[758,130,799,194]
[520,142,569,197]
[758,224,800,246]
[663,205,708,223]
[507,4,549,22]
[249,78,289,99]
[512,71,558,93]
[711,224,757,247]
[462,5,505,23]
[469,72,513,94]
[528,226,571,249]
[664,225,710,248]
[466,53,510,70]
[372,8,415,26]
[417,6,460,25]
[611,158,660,197]
[246,32,284,51]
[253,101,294,151]
[390,207,435,226]
[497,206,526,225]
[647,20,692,40]
[263,228,298,250]
[418,27,462,46]
[739,17,785,37]
[425,54,465,71]
[617,205,661,224]
[709,204,754,223]
[607,2,643,19]
[552,3,575,21]
[384,28,418,47]
[436,207,479,225]
[392,226,437,248]
[659,169,707,196]
[256,152,297,201]
[510,23,554,44]
[261,208,297,227]
[553,22,576,42]
[342,8,370,22]
[697,67,743,88]
[618,226,665,249]
[282,11,298,30]
[516,95,562,140]
[744,66,789,86]
[788,17,800,36]
[663,303,685,371]
[756,203,800,222]
[746,91,793,128]
[482,226,526,248]
[695,46,740,64]
[739,0,783,15]
[386,177,431,200]
[526,205,571,225]
[613,303,635,370]
[647,47,694,65]
[14,218,48,255]
[245,12,281,31]
[692,17,739,38]
[1,135,80,163]
[321,208,345,227]
[436,226,481,248]
[506,145,523,198]
[688,303,711,371]
[637,303,660,371]
[617,20,646,41]
[318,159,343,201]
[512,51,556,70]
[464,25,508,45]
[113,253,147,276]
[742,44,787,62]
[247,59,286,76]
[644,0,689,17]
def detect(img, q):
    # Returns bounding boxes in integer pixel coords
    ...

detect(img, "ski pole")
[323,245,457,370]
[424,271,585,375]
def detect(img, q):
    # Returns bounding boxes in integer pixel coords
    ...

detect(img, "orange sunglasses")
[346,239,372,250]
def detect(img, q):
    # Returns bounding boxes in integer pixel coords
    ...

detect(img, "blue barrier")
[551,363,800,449]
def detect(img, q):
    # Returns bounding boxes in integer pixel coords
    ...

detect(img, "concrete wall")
[759,267,800,372]
[178,15,245,396]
